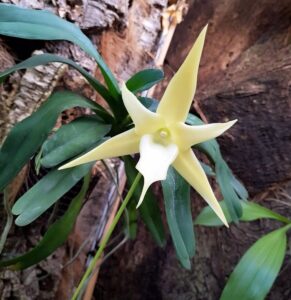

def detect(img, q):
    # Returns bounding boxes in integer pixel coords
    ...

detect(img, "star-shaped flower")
[60,26,236,226]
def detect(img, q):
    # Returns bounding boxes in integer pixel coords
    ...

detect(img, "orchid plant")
[0,4,289,300]
[60,26,235,226]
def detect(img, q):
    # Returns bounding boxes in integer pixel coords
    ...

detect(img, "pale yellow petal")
[59,128,139,169]
[121,83,163,135]
[172,119,237,150]
[172,149,228,227]
[135,134,178,207]
[157,25,207,123]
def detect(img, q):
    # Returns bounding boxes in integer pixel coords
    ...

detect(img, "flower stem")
[71,172,142,300]
[0,189,13,254]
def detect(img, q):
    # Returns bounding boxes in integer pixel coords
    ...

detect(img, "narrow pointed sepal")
[59,128,140,170]
[135,134,178,207]
[121,83,163,134]
[173,119,237,150]
[172,149,228,227]
[157,25,208,123]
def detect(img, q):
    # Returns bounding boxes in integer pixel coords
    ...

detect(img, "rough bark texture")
[6,52,66,129]
[99,0,166,81]
[0,38,16,142]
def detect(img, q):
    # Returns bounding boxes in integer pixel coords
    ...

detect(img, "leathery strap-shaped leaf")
[126,68,164,93]
[195,200,291,227]
[0,91,102,191]
[162,167,195,269]
[220,225,290,300]
[12,163,92,226]
[0,174,90,270]
[41,116,111,168]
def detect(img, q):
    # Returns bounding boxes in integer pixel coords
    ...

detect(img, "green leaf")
[0,174,90,270]
[12,163,92,226]
[200,161,215,176]
[162,167,195,269]
[123,156,166,247]
[230,175,248,201]
[0,4,120,99]
[139,97,159,112]
[220,226,290,300]
[126,69,164,93]
[34,147,43,175]
[188,113,245,222]
[0,53,115,118]
[125,200,138,240]
[240,202,290,224]
[195,201,231,227]
[0,91,101,191]
[41,116,110,168]
[216,161,243,222]
[195,201,290,227]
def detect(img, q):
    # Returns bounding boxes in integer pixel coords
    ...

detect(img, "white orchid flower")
[59,25,236,227]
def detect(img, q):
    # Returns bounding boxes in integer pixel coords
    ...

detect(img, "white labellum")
[135,134,178,207]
